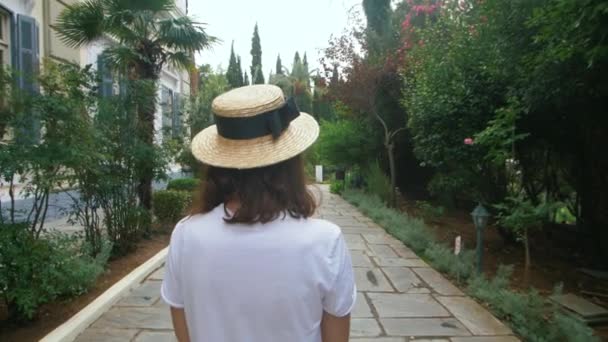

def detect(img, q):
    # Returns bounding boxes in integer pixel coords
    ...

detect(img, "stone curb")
[40,247,168,342]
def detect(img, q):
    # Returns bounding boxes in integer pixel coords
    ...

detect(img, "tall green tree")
[243,71,250,85]
[250,24,265,84]
[236,56,244,86]
[226,42,241,88]
[276,54,283,75]
[56,0,215,209]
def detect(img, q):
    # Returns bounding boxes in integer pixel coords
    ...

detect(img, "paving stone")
[407,287,432,294]
[131,281,162,297]
[382,267,423,292]
[410,339,449,342]
[135,331,177,342]
[91,307,173,330]
[354,267,394,292]
[116,293,158,307]
[348,242,370,251]
[368,293,450,318]
[369,244,399,258]
[331,217,368,227]
[374,257,429,268]
[552,293,608,318]
[436,296,512,335]
[392,245,419,259]
[148,267,165,280]
[75,328,139,342]
[153,298,169,308]
[341,227,382,235]
[351,338,406,342]
[344,233,366,244]
[381,318,471,337]
[351,250,374,267]
[362,233,399,245]
[352,293,374,318]
[450,337,520,342]
[350,318,382,337]
[413,268,463,295]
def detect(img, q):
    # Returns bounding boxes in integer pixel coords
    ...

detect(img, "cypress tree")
[303,52,309,76]
[226,42,240,88]
[276,54,283,75]
[250,24,265,84]
[236,56,244,86]
[292,52,301,76]
[243,71,250,85]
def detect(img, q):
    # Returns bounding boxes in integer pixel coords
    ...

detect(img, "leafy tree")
[250,24,265,84]
[56,0,215,210]
[243,71,250,85]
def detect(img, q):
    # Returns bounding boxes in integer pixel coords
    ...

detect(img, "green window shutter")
[172,93,182,139]
[161,86,172,139]
[16,14,38,93]
[15,14,39,144]
[97,53,114,97]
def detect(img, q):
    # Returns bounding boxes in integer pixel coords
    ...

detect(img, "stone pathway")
[75,186,518,341]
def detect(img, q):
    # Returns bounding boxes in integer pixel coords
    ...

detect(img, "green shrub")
[0,223,110,321]
[153,190,192,225]
[364,162,392,203]
[316,119,379,169]
[415,200,445,220]
[167,178,200,192]
[342,190,599,342]
[330,180,345,194]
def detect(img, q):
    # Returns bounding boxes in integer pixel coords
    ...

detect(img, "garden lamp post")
[471,203,490,274]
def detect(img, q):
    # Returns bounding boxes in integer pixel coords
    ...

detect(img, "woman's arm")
[321,311,350,342]
[170,307,190,342]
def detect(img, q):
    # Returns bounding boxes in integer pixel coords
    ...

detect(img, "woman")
[161,85,356,342]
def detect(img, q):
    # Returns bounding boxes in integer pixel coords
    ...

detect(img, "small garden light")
[471,203,490,274]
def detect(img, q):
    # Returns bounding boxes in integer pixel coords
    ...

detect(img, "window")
[161,86,183,140]
[0,10,10,67]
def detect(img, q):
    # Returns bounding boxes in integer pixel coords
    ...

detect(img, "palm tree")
[56,0,216,209]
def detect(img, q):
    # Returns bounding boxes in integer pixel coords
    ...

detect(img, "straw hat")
[191,84,319,169]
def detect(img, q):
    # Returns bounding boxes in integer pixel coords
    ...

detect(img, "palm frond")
[55,0,106,48]
[156,17,218,52]
[104,0,175,14]
[103,45,143,73]
[166,51,193,71]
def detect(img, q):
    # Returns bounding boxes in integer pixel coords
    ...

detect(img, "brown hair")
[191,155,317,224]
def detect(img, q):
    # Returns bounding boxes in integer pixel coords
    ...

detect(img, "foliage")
[56,0,215,209]
[468,267,598,341]
[250,24,265,84]
[415,200,445,220]
[343,189,598,341]
[153,190,192,226]
[226,43,244,88]
[0,223,110,321]
[167,178,200,192]
[495,197,553,236]
[0,62,97,237]
[363,162,393,204]
[329,180,345,195]
[316,119,378,169]
[189,65,228,138]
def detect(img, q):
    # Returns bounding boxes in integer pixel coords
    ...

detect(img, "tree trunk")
[135,65,161,210]
[523,227,531,286]
[387,141,397,208]
[580,126,608,269]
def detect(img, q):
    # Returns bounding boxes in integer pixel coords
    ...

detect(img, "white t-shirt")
[161,204,357,342]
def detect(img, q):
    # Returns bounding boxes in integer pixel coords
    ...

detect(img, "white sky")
[190,0,362,77]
